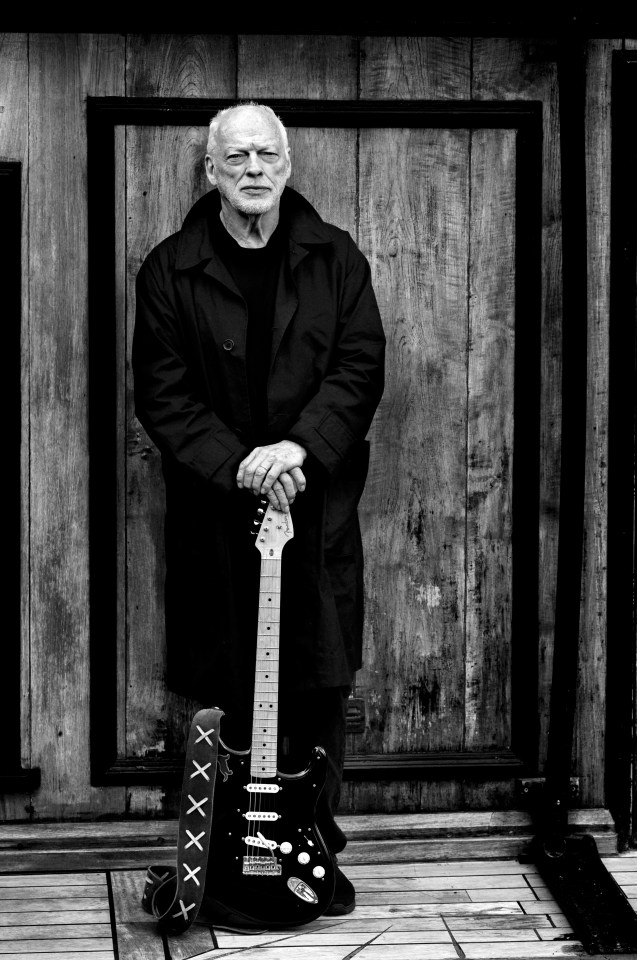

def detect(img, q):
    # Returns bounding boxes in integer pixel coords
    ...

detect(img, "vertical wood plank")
[123,35,236,817]
[360,37,471,99]
[28,33,126,818]
[473,38,562,779]
[286,128,357,237]
[0,32,30,822]
[576,38,621,805]
[238,35,358,99]
[351,35,477,812]
[357,127,469,759]
[464,129,517,750]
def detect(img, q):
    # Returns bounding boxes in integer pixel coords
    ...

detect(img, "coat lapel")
[269,238,308,370]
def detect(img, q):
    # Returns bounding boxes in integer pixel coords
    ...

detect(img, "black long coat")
[132,187,385,711]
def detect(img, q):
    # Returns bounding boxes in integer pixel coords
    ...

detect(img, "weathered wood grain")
[0,924,111,940]
[0,885,106,900]
[0,898,107,914]
[575,38,621,805]
[0,874,105,887]
[27,32,126,819]
[354,875,536,890]
[0,912,111,927]
[360,37,471,99]
[126,34,236,98]
[238,35,358,99]
[0,858,598,960]
[464,128,517,751]
[355,127,469,767]
[0,937,114,953]
[109,870,215,960]
[472,37,563,783]
[0,953,114,960]
[0,32,30,824]
[286,128,357,237]
[458,947,584,959]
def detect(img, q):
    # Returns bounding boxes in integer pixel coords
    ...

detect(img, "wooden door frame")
[1,161,40,794]
[86,97,543,787]
[608,51,637,845]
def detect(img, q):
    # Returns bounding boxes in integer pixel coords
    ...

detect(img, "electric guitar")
[205,500,336,927]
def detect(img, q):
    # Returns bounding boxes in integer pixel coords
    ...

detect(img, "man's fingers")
[267,480,290,513]
[237,447,263,488]
[288,466,307,492]
[277,472,297,504]
[251,462,272,496]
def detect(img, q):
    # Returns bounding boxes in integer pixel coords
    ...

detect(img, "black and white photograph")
[2,10,637,958]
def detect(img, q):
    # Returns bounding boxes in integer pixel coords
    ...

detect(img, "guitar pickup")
[245,782,280,793]
[244,811,279,821]
[244,834,278,850]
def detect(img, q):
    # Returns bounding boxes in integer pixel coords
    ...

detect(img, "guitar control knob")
[280,842,292,855]
[297,852,310,865]
[313,865,326,879]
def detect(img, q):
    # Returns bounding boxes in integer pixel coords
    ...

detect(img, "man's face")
[205,108,291,216]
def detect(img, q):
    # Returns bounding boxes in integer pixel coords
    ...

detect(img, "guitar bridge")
[243,856,282,876]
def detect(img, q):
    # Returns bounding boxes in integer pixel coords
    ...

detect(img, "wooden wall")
[0,32,626,821]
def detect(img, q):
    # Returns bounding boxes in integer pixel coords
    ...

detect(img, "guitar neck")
[251,556,281,778]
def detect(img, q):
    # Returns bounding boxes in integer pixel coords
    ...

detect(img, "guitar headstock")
[251,499,294,559]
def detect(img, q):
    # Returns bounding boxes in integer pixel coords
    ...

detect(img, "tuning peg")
[250,529,258,536]
[256,507,265,517]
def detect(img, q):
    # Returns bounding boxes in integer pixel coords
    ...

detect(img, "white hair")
[206,102,289,157]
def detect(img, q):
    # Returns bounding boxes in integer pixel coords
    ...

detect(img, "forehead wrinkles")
[216,110,283,152]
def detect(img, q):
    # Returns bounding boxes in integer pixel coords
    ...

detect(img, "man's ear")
[285,148,292,182]
[204,154,217,188]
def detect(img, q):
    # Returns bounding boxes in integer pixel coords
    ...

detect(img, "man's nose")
[246,152,263,175]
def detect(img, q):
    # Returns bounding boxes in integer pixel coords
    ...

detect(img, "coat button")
[222,338,234,351]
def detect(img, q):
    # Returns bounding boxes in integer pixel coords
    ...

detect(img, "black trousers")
[219,685,350,855]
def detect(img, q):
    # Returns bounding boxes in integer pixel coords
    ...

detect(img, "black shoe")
[325,864,355,916]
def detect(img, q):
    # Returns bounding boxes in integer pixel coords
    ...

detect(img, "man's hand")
[237,440,307,512]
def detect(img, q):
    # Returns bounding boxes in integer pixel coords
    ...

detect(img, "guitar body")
[206,740,336,927]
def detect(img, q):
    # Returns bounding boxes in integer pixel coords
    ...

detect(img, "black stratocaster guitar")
[205,500,335,927]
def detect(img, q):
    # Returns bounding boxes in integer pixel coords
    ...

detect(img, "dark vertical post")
[0,162,40,792]
[541,34,589,845]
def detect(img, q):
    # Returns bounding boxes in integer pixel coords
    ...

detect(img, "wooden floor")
[2,855,637,960]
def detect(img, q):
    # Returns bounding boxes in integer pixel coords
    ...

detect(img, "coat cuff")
[287,410,357,477]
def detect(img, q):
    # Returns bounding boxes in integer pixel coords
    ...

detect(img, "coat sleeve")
[132,248,250,493]
[287,235,386,476]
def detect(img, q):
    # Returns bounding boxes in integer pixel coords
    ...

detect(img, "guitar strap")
[140,707,224,935]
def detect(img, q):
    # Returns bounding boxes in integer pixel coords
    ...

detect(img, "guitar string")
[250,555,280,860]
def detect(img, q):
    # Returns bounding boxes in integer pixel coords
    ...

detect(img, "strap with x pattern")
[140,706,224,935]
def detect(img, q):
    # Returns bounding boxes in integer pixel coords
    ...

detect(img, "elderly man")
[132,102,385,918]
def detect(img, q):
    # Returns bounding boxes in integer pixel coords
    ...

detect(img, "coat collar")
[174,186,333,272]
